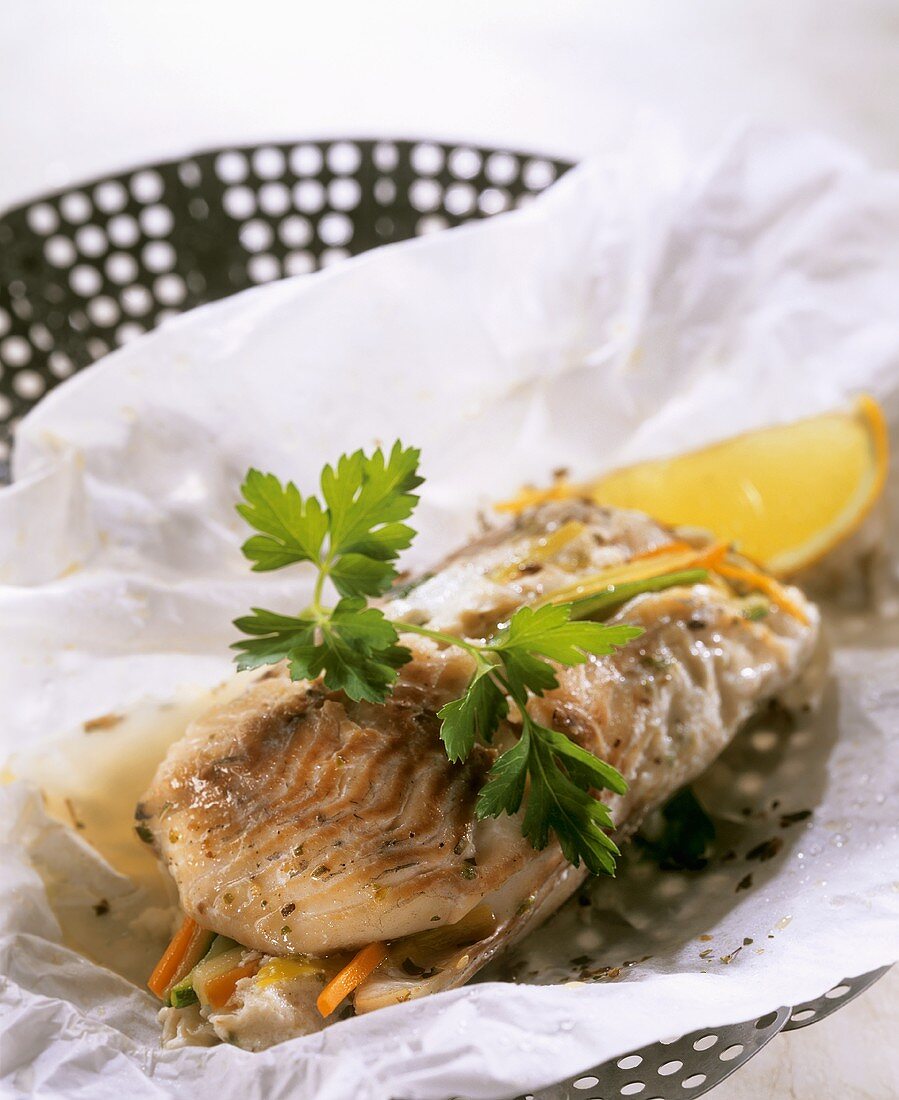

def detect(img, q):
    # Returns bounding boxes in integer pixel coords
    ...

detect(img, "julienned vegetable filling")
[151,910,498,1048]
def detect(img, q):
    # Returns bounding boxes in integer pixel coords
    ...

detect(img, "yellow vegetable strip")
[255,957,324,989]
[492,520,586,583]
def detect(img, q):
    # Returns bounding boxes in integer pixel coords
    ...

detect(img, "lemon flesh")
[588,396,888,576]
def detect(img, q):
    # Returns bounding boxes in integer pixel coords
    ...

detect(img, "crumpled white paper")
[1,125,898,1100]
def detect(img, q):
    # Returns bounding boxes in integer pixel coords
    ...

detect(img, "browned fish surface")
[140,502,820,1048]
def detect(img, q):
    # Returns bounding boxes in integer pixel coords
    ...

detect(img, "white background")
[1,2,897,1097]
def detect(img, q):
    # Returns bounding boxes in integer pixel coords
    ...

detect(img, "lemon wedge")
[499,396,889,577]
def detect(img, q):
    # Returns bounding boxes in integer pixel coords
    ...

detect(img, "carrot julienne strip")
[628,539,695,562]
[316,942,389,1018]
[715,562,810,625]
[494,482,574,514]
[691,542,730,570]
[205,962,259,1009]
[147,916,199,1000]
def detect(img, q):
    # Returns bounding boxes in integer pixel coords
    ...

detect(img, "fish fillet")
[138,502,820,1048]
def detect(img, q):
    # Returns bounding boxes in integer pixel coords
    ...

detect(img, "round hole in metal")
[279,215,312,248]
[13,370,46,399]
[115,322,145,345]
[107,214,140,248]
[0,336,30,367]
[445,182,476,216]
[416,214,449,235]
[290,144,323,176]
[76,225,107,257]
[258,182,291,217]
[60,191,91,224]
[239,219,274,253]
[215,151,249,184]
[253,146,286,180]
[616,1055,643,1070]
[372,141,399,171]
[87,296,120,327]
[719,1044,745,1061]
[130,169,165,204]
[411,142,444,176]
[94,180,128,213]
[328,177,361,211]
[448,146,481,179]
[45,236,77,267]
[27,203,58,234]
[327,141,362,175]
[247,254,280,284]
[284,251,315,277]
[293,179,325,214]
[223,186,256,219]
[824,984,851,999]
[790,1009,816,1023]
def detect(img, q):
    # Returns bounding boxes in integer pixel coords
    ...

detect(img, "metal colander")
[0,138,887,1097]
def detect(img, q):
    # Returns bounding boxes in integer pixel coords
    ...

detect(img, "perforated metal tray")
[0,138,888,1098]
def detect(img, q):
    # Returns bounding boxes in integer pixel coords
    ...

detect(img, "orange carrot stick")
[316,943,388,1018]
[691,541,730,570]
[629,540,695,562]
[148,916,199,1000]
[205,962,259,1010]
[716,562,810,624]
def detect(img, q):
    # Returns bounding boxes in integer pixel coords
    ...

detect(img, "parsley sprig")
[233,444,422,702]
[232,442,645,874]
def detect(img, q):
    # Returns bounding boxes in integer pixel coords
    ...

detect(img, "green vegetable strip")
[567,569,710,621]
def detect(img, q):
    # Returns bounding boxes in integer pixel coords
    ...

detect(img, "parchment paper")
[1,125,898,1100]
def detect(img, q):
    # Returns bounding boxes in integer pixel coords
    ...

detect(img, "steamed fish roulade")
[138,501,820,1049]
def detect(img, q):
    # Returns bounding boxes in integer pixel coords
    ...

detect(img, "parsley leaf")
[488,604,642,699]
[313,602,411,703]
[232,609,316,670]
[477,714,624,876]
[233,601,410,702]
[494,603,641,662]
[474,721,531,817]
[237,469,327,571]
[321,441,422,559]
[329,552,397,599]
[438,668,508,762]
[521,731,621,875]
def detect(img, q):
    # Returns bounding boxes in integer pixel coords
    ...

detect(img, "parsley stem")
[311,564,328,616]
[310,543,341,619]
[396,621,490,664]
